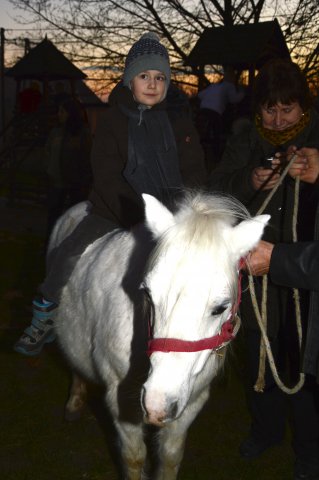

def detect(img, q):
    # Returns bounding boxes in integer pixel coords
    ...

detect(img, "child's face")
[131,70,166,106]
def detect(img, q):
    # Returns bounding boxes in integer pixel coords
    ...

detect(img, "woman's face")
[130,70,166,106]
[260,101,303,131]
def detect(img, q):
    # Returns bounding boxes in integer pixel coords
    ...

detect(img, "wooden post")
[0,28,6,140]
[197,66,206,92]
[24,38,31,56]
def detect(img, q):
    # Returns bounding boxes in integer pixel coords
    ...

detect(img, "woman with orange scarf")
[210,59,319,480]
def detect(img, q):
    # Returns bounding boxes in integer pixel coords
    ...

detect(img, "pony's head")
[140,192,269,427]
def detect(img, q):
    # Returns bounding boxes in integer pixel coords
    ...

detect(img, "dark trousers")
[41,213,117,304]
[244,329,319,461]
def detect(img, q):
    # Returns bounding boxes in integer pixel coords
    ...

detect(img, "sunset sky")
[0,1,45,66]
[0,0,21,29]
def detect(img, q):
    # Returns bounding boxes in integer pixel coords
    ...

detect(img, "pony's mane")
[146,191,249,302]
[173,190,250,226]
[150,190,250,258]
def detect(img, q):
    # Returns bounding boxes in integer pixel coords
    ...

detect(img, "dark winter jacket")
[209,109,319,337]
[270,205,319,379]
[88,83,206,228]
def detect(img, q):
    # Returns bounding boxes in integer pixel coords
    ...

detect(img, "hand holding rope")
[248,152,305,394]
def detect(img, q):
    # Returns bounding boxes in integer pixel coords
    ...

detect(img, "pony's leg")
[64,373,88,421]
[114,419,146,480]
[155,388,210,480]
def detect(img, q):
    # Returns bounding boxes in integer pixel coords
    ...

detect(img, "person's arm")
[89,110,144,228]
[173,115,207,187]
[269,242,319,291]
[247,240,319,292]
[198,88,207,101]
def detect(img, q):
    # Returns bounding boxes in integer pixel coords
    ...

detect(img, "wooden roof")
[6,38,86,80]
[186,20,290,70]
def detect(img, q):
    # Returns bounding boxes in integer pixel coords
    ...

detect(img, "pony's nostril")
[168,400,178,420]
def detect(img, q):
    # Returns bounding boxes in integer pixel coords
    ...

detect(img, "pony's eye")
[211,304,228,316]
[141,284,155,329]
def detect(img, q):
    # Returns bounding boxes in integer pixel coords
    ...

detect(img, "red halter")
[147,260,244,356]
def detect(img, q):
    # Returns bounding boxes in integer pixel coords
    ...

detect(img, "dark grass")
[0,204,293,480]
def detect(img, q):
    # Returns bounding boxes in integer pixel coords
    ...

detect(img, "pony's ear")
[230,214,270,258]
[142,194,175,238]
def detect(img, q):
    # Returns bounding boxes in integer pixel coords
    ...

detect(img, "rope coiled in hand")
[248,154,305,394]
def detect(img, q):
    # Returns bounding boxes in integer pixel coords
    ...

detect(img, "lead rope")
[248,154,305,394]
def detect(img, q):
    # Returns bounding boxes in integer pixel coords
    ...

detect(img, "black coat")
[270,204,319,379]
[209,109,319,337]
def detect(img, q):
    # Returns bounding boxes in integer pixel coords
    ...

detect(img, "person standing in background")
[197,66,245,172]
[45,98,92,244]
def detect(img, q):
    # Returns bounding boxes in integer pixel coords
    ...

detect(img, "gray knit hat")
[123,32,171,87]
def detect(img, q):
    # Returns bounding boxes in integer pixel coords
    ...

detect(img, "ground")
[0,198,293,480]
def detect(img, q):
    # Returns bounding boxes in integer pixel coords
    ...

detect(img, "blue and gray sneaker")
[14,298,57,356]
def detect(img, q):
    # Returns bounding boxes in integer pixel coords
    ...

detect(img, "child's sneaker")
[14,298,57,356]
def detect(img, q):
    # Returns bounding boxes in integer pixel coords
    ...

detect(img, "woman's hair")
[61,98,86,135]
[252,58,313,115]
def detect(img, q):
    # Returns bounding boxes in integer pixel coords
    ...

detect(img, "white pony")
[51,191,269,480]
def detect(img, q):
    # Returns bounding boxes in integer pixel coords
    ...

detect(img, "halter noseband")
[147,261,243,356]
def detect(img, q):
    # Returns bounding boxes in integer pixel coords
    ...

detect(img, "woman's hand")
[286,146,319,184]
[251,166,280,190]
[244,240,274,276]
[257,145,319,186]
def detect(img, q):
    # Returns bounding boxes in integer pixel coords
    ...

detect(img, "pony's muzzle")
[141,386,179,426]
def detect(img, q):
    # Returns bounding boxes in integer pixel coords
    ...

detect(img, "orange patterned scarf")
[255,110,310,146]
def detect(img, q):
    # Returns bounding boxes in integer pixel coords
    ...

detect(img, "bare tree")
[7,0,319,93]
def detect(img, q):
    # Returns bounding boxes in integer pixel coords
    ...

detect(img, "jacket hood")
[108,81,192,122]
